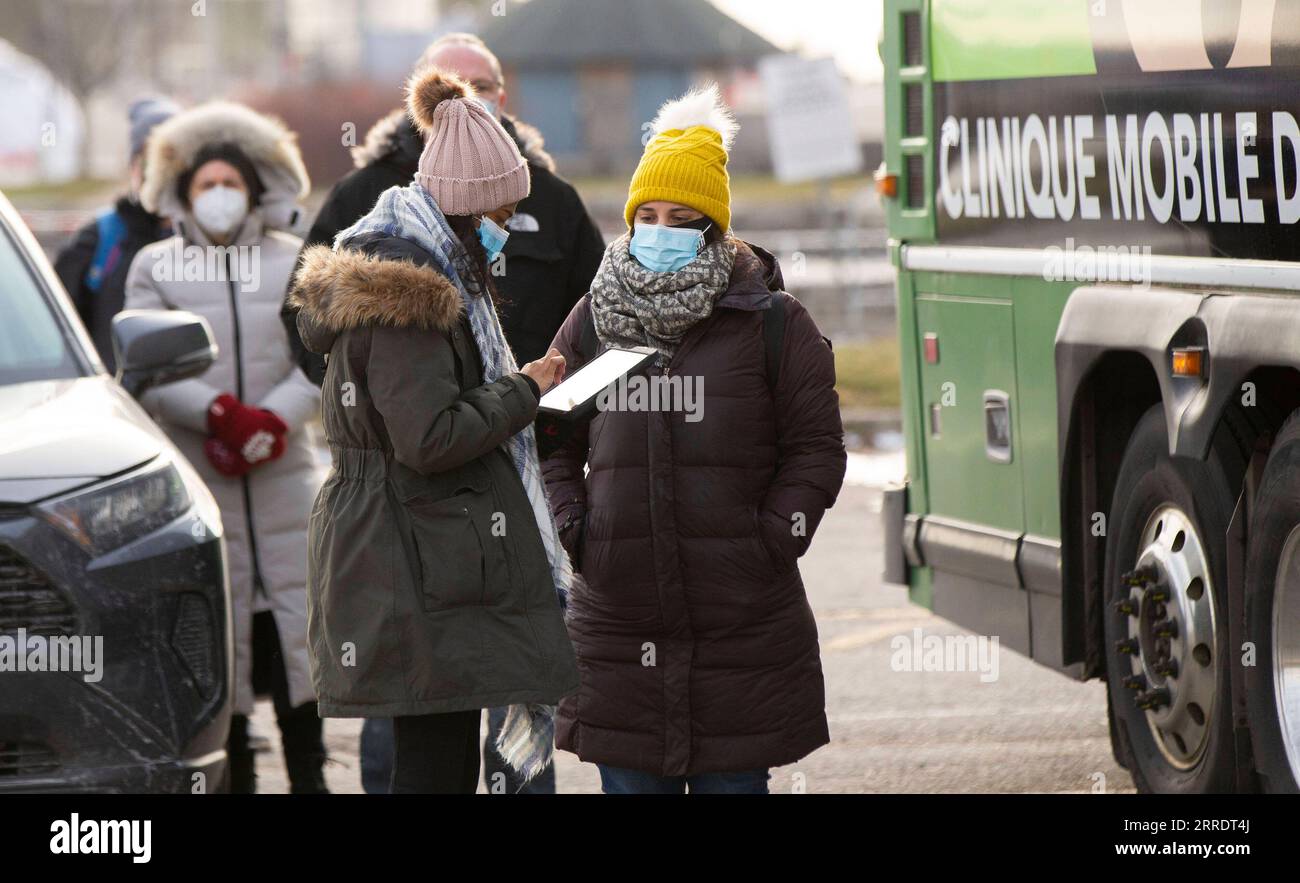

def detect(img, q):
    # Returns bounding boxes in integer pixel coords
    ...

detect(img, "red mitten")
[207,393,288,470]
[204,437,252,478]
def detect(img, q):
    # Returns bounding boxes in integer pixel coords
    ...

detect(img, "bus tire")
[1103,406,1239,793]
[1105,680,1131,770]
[1244,412,1300,793]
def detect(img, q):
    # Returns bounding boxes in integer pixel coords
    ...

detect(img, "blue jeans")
[597,765,770,794]
[359,717,394,794]
[359,710,557,794]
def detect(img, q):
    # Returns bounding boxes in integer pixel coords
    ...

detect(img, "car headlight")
[167,446,223,541]
[37,458,194,557]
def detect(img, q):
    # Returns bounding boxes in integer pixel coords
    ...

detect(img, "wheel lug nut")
[1155,619,1179,639]
[1123,566,1157,588]
[1154,659,1180,678]
[1113,598,1138,617]
[1146,586,1170,603]
[1135,687,1171,710]
[1122,675,1146,691]
[1115,638,1140,656]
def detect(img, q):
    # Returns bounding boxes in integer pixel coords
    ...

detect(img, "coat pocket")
[750,505,788,576]
[406,495,487,611]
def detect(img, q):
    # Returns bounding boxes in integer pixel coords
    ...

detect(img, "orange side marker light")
[1171,347,1205,378]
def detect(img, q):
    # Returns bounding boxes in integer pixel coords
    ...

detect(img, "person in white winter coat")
[124,102,325,793]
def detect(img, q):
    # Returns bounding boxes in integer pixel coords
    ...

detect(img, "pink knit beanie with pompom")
[405,68,530,215]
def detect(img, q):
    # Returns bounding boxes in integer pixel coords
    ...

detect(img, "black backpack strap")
[578,309,600,364]
[763,292,786,391]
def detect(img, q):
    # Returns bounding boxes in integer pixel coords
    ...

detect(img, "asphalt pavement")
[251,451,1134,794]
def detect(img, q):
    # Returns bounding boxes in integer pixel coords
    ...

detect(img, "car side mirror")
[111,310,218,399]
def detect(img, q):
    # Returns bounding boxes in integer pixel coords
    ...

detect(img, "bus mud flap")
[1227,487,1258,792]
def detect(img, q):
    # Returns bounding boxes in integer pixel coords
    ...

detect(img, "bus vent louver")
[904,83,924,137]
[906,154,926,209]
[903,11,922,67]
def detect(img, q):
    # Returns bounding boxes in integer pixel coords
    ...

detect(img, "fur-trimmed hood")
[141,101,311,231]
[350,108,555,174]
[350,108,424,169]
[502,115,555,173]
[289,243,464,355]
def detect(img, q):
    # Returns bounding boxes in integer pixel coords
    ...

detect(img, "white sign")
[760,55,863,184]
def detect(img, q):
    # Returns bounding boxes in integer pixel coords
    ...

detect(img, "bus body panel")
[895,260,1072,668]
[884,0,1300,682]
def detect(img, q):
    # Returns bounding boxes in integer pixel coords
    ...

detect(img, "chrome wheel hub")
[1272,526,1300,783]
[1116,505,1219,770]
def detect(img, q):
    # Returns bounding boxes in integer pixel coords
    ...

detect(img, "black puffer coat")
[543,242,846,776]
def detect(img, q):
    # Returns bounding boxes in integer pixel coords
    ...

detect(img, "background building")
[480,0,781,174]
[0,39,82,186]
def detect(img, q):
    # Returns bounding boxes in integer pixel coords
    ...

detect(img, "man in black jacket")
[286,33,605,795]
[55,97,179,373]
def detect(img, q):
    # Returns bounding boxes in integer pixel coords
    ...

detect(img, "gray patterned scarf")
[590,233,738,359]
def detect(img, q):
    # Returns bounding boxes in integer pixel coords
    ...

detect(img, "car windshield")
[0,224,82,387]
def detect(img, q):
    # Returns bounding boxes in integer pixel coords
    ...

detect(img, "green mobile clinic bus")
[879,0,1300,793]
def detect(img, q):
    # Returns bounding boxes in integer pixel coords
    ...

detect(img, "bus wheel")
[1244,413,1300,793]
[1103,407,1238,792]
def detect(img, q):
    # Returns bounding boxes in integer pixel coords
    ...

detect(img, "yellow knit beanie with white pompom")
[624,84,737,233]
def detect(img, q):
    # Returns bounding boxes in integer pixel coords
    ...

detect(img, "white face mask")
[192,186,248,237]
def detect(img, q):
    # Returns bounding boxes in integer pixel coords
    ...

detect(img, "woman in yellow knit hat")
[542,85,847,794]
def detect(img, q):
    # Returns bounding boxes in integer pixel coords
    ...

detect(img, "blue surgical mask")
[629,222,709,273]
[477,215,510,262]
[476,96,501,118]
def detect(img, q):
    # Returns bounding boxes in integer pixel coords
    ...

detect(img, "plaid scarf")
[590,233,738,360]
[336,183,572,786]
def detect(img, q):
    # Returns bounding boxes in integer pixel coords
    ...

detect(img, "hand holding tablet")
[521,347,568,393]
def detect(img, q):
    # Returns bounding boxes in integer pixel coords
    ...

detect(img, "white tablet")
[537,346,658,419]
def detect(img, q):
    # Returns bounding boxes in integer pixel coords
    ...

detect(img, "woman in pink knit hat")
[289,68,578,793]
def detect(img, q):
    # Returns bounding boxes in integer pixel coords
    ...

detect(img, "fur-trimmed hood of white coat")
[139,101,311,232]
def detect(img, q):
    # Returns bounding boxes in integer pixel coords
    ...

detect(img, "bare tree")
[0,0,143,175]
